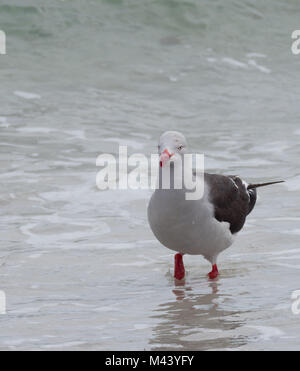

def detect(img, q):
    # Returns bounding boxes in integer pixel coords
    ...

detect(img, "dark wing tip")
[247,180,285,190]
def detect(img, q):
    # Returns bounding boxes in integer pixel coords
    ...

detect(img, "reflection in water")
[150,281,246,350]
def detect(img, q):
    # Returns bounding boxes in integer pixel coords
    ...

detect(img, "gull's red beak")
[160,149,174,167]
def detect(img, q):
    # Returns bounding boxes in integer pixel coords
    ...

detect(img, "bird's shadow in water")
[149,278,247,350]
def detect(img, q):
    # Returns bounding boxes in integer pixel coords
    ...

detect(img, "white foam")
[41,341,86,349]
[246,53,266,58]
[271,254,300,260]
[222,57,248,69]
[28,253,42,259]
[93,306,119,312]
[4,339,39,346]
[272,262,300,270]
[246,325,284,341]
[248,59,271,74]
[63,130,86,140]
[17,127,53,133]
[14,91,41,100]
[134,324,151,330]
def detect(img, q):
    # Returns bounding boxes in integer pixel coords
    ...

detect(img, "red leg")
[208,264,219,279]
[174,253,185,280]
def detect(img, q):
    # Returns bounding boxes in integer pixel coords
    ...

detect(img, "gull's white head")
[158,131,187,167]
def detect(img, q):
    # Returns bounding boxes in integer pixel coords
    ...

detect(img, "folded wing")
[205,173,256,234]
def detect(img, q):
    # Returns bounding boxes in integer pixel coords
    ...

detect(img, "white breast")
[147,183,234,264]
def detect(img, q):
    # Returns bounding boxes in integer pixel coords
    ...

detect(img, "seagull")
[147,131,284,280]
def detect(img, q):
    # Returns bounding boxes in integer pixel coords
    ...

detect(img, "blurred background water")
[0,0,300,350]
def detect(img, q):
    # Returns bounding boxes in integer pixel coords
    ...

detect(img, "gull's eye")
[178,145,184,151]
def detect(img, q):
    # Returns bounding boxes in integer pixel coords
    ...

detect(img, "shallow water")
[0,0,300,350]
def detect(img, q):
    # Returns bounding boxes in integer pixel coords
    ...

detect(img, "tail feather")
[247,180,285,190]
